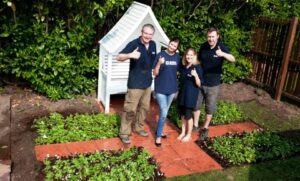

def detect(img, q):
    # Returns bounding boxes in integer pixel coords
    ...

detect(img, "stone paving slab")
[0,95,11,181]
[0,160,11,181]
[0,95,11,160]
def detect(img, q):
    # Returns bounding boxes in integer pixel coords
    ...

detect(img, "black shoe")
[155,137,162,147]
[155,141,162,147]
[192,126,200,132]
[161,134,167,139]
[199,128,209,141]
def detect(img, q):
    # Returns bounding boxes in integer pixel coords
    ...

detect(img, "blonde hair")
[182,48,197,66]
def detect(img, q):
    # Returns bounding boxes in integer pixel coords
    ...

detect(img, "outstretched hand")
[130,47,141,60]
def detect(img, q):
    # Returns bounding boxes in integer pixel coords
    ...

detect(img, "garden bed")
[2,82,300,180]
[42,147,164,180]
[32,112,165,180]
[196,129,300,168]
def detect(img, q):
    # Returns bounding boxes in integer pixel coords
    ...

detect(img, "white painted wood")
[97,1,169,113]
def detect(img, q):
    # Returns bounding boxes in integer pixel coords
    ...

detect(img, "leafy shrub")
[168,100,246,128]
[0,0,130,100]
[43,147,162,180]
[33,112,120,144]
[2,0,300,98]
[199,100,247,125]
[207,130,300,165]
[153,0,299,84]
[153,1,254,84]
[5,20,98,100]
[222,56,252,84]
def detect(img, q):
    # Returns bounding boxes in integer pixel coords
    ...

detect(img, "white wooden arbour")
[97,1,169,113]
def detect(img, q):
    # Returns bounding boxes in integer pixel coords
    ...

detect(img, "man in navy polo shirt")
[116,24,157,144]
[194,27,235,141]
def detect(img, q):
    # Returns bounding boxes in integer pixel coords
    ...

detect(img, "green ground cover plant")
[43,147,163,181]
[168,100,246,128]
[33,112,120,144]
[199,130,300,166]
[199,100,247,125]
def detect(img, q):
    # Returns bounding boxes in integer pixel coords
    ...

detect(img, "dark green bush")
[153,0,299,84]
[1,0,299,99]
[12,21,98,100]
[0,0,130,100]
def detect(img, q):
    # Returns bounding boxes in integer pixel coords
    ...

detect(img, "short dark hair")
[142,24,155,33]
[207,27,219,35]
[169,37,180,47]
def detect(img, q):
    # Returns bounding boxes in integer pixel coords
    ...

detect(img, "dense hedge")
[0,0,299,100]
[152,0,299,84]
[0,0,130,100]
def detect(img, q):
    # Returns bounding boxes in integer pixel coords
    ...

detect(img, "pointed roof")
[99,1,169,53]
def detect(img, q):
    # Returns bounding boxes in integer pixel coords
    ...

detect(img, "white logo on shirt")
[165,61,177,65]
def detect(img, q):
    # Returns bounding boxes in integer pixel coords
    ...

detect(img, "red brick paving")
[35,95,260,178]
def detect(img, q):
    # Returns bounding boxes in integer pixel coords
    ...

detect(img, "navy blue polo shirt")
[198,42,230,86]
[120,37,157,89]
[177,64,203,109]
[153,51,181,94]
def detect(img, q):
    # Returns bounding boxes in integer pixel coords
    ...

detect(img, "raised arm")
[216,46,235,62]
[153,56,165,76]
[191,68,201,87]
[116,47,141,62]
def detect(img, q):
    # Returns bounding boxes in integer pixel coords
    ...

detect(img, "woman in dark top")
[153,37,180,147]
[177,48,203,142]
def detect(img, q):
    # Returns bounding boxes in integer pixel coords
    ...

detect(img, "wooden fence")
[247,16,300,102]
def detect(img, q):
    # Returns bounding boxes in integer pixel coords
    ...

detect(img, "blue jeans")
[155,93,176,137]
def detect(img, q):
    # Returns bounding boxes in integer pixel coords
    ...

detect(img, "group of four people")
[116,24,235,145]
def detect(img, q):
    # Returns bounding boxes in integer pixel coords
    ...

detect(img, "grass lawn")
[169,156,300,181]
[168,100,300,181]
